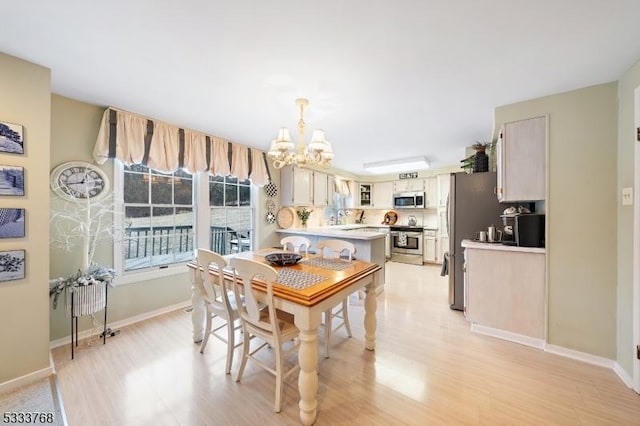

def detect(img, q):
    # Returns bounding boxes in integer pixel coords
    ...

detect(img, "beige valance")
[93,108,271,186]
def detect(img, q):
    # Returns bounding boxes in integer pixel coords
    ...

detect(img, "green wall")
[616,58,640,375]
[0,52,51,384]
[494,82,618,359]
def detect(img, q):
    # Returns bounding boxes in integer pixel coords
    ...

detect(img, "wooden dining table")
[187,248,381,425]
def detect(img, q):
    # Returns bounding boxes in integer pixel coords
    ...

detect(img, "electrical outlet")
[622,187,633,206]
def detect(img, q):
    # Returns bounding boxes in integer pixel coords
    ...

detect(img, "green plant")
[297,208,313,224]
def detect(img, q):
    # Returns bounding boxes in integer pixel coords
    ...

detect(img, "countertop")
[275,225,388,240]
[461,239,546,254]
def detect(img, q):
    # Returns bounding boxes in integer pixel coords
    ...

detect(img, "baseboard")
[544,344,615,369]
[471,323,546,349]
[49,300,191,349]
[613,362,634,389]
[0,366,53,394]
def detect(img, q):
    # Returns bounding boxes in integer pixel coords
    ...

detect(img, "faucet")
[336,209,347,225]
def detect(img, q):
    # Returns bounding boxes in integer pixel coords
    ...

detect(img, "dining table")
[186,248,382,425]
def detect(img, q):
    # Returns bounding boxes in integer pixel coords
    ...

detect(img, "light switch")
[622,187,633,206]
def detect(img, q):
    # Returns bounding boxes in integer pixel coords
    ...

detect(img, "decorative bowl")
[264,252,302,266]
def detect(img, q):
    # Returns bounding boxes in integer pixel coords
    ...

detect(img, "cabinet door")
[292,167,313,206]
[424,236,436,262]
[359,183,372,207]
[497,116,546,202]
[425,177,437,208]
[327,175,337,207]
[437,174,450,207]
[313,172,328,206]
[372,182,393,208]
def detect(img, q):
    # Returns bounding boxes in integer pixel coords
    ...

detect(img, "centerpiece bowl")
[264,252,302,266]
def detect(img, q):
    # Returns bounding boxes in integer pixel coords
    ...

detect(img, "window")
[209,175,253,255]
[120,164,194,272]
[114,163,256,281]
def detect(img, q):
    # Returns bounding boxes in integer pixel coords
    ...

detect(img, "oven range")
[389,226,423,265]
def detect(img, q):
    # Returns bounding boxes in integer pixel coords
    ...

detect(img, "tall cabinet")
[496,116,546,202]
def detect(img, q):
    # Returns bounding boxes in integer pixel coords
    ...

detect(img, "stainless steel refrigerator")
[447,172,520,311]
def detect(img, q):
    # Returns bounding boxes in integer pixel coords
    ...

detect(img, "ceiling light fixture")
[268,98,333,169]
[363,156,431,174]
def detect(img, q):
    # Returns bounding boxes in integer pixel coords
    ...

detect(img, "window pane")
[124,172,149,204]
[239,178,251,185]
[151,175,172,204]
[210,175,224,183]
[239,185,250,206]
[226,176,238,184]
[174,176,192,205]
[124,206,151,270]
[125,164,148,173]
[210,182,224,206]
[174,207,194,263]
[225,184,238,207]
[150,207,175,266]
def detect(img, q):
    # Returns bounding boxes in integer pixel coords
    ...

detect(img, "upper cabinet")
[424,177,437,208]
[436,174,450,208]
[358,183,372,207]
[313,171,329,207]
[393,179,424,193]
[371,182,393,209]
[280,166,314,206]
[496,116,546,202]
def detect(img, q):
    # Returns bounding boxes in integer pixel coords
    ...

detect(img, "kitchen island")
[275,226,387,293]
[461,239,546,348]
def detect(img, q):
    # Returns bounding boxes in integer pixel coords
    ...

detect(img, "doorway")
[634,85,640,392]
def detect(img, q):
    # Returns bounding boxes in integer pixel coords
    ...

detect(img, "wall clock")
[50,161,110,201]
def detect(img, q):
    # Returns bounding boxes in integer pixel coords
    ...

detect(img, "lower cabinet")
[423,230,437,263]
[464,243,545,340]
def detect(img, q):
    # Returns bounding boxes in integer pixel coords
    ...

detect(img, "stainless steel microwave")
[393,192,425,209]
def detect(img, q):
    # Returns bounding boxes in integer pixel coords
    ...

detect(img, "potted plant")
[296,208,313,228]
[472,142,490,173]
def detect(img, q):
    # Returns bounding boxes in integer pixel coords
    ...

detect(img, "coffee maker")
[500,204,535,246]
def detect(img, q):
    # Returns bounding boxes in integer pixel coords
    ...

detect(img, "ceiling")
[2,1,640,175]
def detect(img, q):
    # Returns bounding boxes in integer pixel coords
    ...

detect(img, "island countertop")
[276,225,387,241]
[461,239,546,254]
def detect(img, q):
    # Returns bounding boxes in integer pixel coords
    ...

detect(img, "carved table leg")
[190,272,205,343]
[295,315,320,425]
[364,278,377,351]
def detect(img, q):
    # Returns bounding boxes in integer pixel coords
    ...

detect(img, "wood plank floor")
[51,262,640,425]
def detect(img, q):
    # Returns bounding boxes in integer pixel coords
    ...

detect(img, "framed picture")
[0,165,24,196]
[0,121,24,154]
[0,249,25,282]
[0,208,24,238]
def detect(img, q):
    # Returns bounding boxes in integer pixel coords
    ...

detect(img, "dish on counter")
[264,252,302,266]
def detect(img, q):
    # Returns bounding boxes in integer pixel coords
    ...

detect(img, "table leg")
[364,278,377,351]
[190,274,205,343]
[295,314,320,426]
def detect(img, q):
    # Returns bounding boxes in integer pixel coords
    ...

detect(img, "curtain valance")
[93,108,271,186]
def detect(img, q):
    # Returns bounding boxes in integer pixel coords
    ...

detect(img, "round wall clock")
[50,161,110,201]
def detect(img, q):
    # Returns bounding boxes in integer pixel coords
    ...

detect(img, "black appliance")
[446,172,522,311]
[515,214,545,247]
[389,225,423,265]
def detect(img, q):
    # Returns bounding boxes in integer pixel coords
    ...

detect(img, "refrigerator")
[447,172,520,311]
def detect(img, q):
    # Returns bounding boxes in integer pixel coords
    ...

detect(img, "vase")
[473,150,489,173]
[301,221,308,229]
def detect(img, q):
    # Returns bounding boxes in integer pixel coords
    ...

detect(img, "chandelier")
[268,98,334,169]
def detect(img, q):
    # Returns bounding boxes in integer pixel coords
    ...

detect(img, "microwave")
[393,192,425,209]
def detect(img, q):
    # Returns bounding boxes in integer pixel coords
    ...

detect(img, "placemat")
[276,268,327,289]
[300,258,354,271]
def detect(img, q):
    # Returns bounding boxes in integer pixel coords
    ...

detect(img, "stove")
[389,226,423,265]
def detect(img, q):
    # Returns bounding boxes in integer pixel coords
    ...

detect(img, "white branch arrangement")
[49,188,121,309]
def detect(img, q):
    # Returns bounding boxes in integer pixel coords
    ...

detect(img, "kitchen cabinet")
[496,116,546,202]
[358,183,372,207]
[280,166,313,206]
[371,181,393,208]
[393,179,424,193]
[313,171,329,207]
[327,175,337,207]
[437,174,450,207]
[423,230,437,263]
[463,241,545,342]
[425,177,437,208]
[436,208,448,263]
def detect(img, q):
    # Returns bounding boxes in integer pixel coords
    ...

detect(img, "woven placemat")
[276,268,327,290]
[299,257,354,271]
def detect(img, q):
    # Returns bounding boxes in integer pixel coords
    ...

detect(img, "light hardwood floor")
[51,262,640,425]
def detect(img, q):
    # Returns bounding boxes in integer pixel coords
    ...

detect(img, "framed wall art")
[0,121,24,154]
[0,249,25,282]
[0,208,25,238]
[0,165,24,196]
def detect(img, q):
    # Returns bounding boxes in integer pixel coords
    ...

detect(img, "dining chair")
[194,248,242,374]
[316,239,355,358]
[230,257,300,413]
[280,236,311,254]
